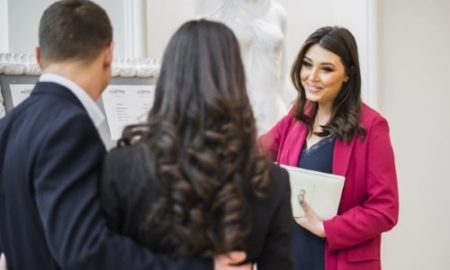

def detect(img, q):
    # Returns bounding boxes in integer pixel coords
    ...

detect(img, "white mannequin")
[196,0,292,134]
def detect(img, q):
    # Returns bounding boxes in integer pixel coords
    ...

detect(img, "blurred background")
[1,0,449,269]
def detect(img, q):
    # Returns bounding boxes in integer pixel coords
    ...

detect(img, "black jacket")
[100,144,294,270]
[0,82,211,270]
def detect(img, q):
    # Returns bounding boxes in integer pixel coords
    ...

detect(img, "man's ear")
[103,42,114,68]
[35,47,44,69]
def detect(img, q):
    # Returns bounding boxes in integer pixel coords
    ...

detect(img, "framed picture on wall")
[0,54,160,149]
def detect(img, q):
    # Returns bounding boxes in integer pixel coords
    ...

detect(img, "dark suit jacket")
[0,82,211,270]
[100,144,294,270]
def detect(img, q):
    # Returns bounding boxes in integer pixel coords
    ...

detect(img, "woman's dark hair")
[291,26,366,142]
[120,19,270,257]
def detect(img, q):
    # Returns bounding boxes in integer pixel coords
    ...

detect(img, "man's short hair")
[38,0,113,64]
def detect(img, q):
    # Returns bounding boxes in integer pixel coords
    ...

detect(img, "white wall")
[145,1,450,268]
[5,1,449,268]
[145,0,376,105]
[5,0,127,57]
[94,0,126,58]
[274,0,370,86]
[7,0,52,54]
[0,0,9,52]
[277,0,376,106]
[146,0,370,66]
[145,0,196,60]
[379,0,450,269]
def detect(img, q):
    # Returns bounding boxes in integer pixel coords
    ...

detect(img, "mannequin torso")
[196,0,289,134]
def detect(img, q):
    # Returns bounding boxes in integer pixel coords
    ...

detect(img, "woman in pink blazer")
[259,26,399,270]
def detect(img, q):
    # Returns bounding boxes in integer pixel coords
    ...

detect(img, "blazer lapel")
[281,103,314,166]
[287,122,308,166]
[332,138,356,177]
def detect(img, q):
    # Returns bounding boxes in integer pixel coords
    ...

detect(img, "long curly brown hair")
[291,26,366,142]
[119,19,270,257]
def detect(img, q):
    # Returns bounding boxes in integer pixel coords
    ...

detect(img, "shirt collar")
[39,73,105,128]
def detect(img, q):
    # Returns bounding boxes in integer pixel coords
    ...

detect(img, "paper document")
[280,165,344,219]
[101,85,155,140]
[10,84,34,107]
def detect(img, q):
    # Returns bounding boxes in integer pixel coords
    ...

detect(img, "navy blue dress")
[292,136,335,270]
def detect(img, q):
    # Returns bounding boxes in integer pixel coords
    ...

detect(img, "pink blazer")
[258,103,399,270]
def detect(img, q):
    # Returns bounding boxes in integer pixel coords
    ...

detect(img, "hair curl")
[119,19,270,257]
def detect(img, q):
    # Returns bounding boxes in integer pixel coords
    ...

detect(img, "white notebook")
[280,165,345,219]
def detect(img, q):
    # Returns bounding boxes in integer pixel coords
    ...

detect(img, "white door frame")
[124,0,147,58]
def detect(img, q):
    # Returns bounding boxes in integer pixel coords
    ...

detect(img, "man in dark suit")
[0,1,249,270]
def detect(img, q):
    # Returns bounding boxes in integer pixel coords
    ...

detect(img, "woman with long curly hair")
[259,26,399,270]
[99,19,293,270]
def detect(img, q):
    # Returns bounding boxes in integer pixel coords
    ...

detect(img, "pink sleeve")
[258,113,292,161]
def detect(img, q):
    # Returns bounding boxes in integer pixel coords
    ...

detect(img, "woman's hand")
[295,200,326,238]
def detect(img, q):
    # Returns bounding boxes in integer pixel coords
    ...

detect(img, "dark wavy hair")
[119,19,270,257]
[291,26,366,142]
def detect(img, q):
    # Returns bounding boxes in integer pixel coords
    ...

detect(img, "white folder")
[280,165,345,220]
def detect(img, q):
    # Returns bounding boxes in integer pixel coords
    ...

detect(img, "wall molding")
[124,0,148,57]
[0,53,160,77]
[0,0,9,53]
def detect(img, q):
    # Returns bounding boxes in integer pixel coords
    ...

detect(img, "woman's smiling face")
[300,44,348,109]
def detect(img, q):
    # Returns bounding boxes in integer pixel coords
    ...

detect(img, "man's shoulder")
[0,93,84,136]
[30,84,89,121]
[3,93,99,148]
[31,81,83,108]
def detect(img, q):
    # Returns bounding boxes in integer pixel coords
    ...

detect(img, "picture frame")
[0,53,160,149]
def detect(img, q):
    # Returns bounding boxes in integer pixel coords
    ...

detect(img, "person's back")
[0,81,106,269]
[100,20,292,270]
[0,1,114,268]
[100,19,293,270]
[1,2,243,270]
[102,145,291,268]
